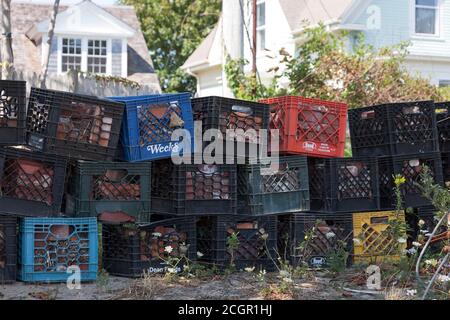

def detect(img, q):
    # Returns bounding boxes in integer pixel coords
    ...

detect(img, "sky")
[12,0,119,6]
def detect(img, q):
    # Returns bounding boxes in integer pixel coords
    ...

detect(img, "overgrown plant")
[227,232,240,269]
[415,166,450,299]
[225,24,445,107]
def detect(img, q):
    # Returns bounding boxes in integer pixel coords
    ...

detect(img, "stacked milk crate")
[0,80,125,283]
[105,94,282,274]
[349,101,445,263]
[260,97,355,268]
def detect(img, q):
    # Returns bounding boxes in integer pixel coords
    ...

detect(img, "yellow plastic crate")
[353,211,406,264]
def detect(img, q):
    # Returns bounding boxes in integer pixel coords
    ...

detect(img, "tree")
[40,0,61,88]
[122,0,221,93]
[225,24,445,107]
[1,0,14,79]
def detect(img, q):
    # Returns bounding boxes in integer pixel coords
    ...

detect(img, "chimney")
[222,0,244,59]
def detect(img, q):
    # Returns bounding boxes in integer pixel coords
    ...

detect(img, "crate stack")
[177,96,279,271]
[348,100,446,263]
[0,80,122,283]
[260,96,357,268]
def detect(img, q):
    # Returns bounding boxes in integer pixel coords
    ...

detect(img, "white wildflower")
[197,251,204,258]
[244,267,255,273]
[418,220,425,227]
[397,238,407,244]
[406,289,417,296]
[282,277,293,283]
[152,232,162,237]
[164,245,173,254]
[437,275,450,283]
[407,248,417,255]
[412,242,422,248]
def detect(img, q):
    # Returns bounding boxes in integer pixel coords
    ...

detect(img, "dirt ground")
[0,270,386,300]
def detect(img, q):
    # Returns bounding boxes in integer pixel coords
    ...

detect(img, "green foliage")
[417,166,450,219]
[224,56,286,100]
[326,240,349,274]
[122,0,221,92]
[227,232,240,268]
[225,24,444,106]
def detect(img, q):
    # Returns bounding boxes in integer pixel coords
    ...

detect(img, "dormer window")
[61,38,82,72]
[87,40,107,74]
[33,1,135,77]
[59,37,111,75]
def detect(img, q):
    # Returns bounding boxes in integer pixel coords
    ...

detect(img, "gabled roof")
[32,0,135,38]
[279,0,356,32]
[182,22,220,70]
[183,0,360,73]
[10,1,159,89]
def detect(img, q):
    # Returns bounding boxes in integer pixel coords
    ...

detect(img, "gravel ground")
[0,271,384,300]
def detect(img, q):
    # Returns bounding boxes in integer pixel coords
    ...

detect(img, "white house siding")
[405,59,450,85]
[242,0,296,84]
[196,66,224,97]
[348,0,450,84]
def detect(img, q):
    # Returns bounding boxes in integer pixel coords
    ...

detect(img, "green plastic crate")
[66,161,152,223]
[237,156,310,215]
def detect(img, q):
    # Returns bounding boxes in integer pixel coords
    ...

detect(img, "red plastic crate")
[260,96,348,158]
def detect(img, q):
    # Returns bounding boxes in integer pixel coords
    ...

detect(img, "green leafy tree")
[122,0,221,93]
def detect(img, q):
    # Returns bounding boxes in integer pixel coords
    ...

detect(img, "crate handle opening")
[49,224,75,239]
[104,169,128,182]
[402,106,421,115]
[232,105,253,115]
[370,216,389,224]
[361,110,375,119]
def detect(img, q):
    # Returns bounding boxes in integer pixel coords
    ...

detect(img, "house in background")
[10,0,161,91]
[183,0,450,97]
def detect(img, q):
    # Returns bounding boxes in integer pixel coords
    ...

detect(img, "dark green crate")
[237,156,310,215]
[66,161,152,223]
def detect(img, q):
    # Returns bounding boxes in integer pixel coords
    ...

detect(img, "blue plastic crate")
[109,93,195,162]
[18,217,98,282]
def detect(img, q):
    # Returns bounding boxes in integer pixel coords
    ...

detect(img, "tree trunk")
[40,0,60,88]
[1,0,14,79]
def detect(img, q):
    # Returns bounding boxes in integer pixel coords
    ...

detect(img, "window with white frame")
[61,38,82,72]
[257,1,266,51]
[87,40,107,74]
[59,37,110,75]
[414,0,440,35]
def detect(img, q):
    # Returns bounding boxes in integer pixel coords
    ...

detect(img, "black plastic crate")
[26,88,124,161]
[435,102,449,152]
[0,80,26,146]
[0,214,17,283]
[102,217,197,277]
[277,213,353,268]
[151,159,237,215]
[65,161,152,223]
[196,215,277,271]
[191,97,270,158]
[308,157,380,213]
[0,147,67,216]
[237,156,310,215]
[378,152,444,209]
[349,101,438,157]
